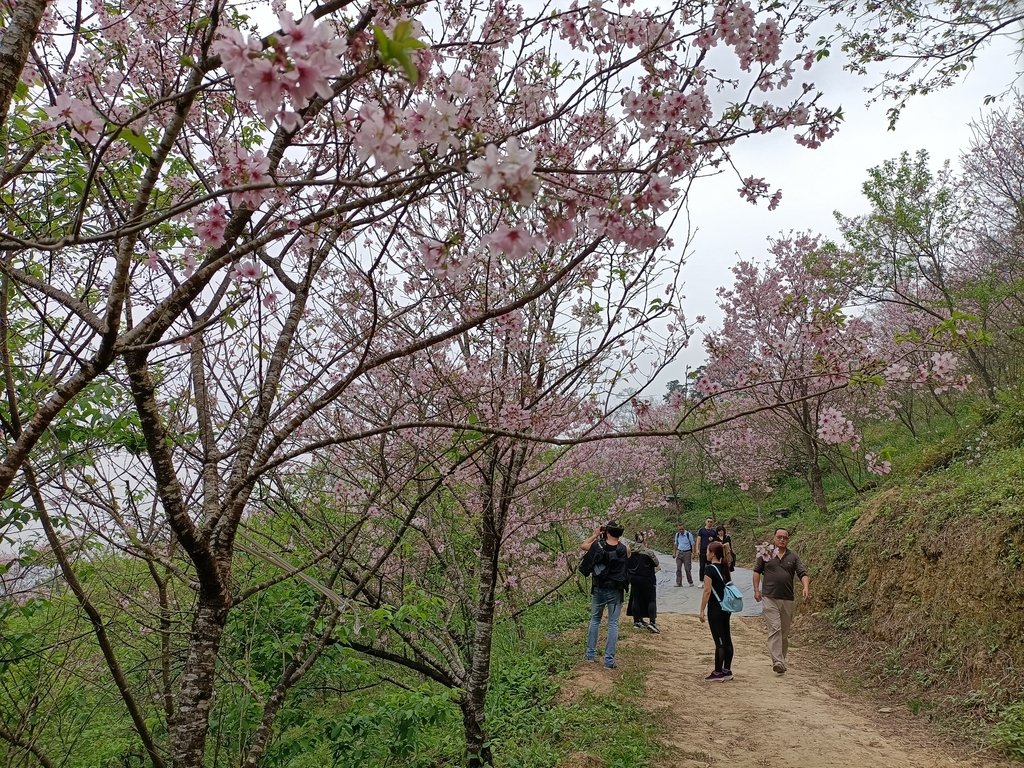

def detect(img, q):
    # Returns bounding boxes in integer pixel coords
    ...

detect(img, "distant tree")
[831,0,1024,126]
[697,233,878,512]
[664,379,684,402]
[835,149,1011,400]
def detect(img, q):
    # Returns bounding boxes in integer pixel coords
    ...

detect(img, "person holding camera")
[580,521,631,669]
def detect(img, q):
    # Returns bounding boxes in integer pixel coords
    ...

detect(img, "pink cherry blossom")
[232,260,260,282]
[194,203,229,248]
[212,12,346,127]
[467,137,540,205]
[483,224,545,258]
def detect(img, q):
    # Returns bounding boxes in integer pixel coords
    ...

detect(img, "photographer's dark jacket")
[586,539,629,591]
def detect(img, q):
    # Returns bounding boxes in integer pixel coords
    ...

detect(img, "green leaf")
[122,129,153,158]
[372,22,426,85]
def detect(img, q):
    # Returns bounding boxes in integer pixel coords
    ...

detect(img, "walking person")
[716,525,736,570]
[580,521,630,669]
[699,541,734,682]
[696,516,717,581]
[626,531,660,633]
[673,522,695,586]
[752,527,810,674]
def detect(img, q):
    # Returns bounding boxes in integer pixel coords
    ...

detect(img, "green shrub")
[991,700,1024,759]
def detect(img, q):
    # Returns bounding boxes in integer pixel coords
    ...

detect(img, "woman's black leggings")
[707,603,734,671]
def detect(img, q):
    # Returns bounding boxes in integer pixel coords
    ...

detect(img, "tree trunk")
[170,597,230,768]
[461,470,503,768]
[799,399,828,514]
[0,0,48,127]
[460,694,493,768]
[807,461,828,514]
[965,345,998,404]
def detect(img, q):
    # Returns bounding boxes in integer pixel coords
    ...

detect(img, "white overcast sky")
[662,35,1022,385]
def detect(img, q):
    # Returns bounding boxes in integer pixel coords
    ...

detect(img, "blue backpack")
[708,564,744,613]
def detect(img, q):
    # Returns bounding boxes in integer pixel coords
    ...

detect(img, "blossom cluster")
[738,176,782,209]
[353,103,416,172]
[864,452,892,475]
[816,407,859,447]
[44,94,103,144]
[697,0,783,71]
[218,146,272,209]
[194,203,229,248]
[467,137,540,206]
[212,12,347,128]
[622,87,710,133]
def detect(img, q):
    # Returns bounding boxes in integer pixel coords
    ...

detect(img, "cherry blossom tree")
[696,233,878,511]
[300,221,683,764]
[958,97,1024,384]
[863,300,972,437]
[0,0,844,765]
[835,149,1012,401]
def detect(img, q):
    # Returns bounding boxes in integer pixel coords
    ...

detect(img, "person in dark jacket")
[626,531,660,633]
[580,521,630,669]
[716,525,736,570]
[696,517,717,581]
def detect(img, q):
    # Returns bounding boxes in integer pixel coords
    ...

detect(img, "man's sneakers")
[647,622,661,634]
[721,668,733,680]
[633,621,645,629]
[603,660,618,669]
[772,662,787,674]
[704,670,730,682]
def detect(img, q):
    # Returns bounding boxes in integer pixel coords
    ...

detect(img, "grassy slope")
[805,402,1024,760]
[630,396,1024,760]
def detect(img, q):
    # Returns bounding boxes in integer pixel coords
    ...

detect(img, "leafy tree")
[836,149,1006,400]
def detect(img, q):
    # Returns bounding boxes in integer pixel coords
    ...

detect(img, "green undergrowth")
[487,587,663,767]
[264,586,664,768]
[0,582,662,768]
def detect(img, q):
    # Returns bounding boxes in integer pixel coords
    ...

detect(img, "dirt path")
[571,613,1010,768]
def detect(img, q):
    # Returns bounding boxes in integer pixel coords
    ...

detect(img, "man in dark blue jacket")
[696,516,717,581]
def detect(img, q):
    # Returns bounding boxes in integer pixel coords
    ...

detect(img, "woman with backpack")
[699,541,735,681]
[625,531,660,633]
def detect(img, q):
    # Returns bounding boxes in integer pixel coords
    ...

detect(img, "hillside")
[658,397,1024,761]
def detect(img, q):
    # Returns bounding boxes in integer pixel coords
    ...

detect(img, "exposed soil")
[568,613,1013,768]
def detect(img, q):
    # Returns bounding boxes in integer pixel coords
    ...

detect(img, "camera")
[599,524,607,538]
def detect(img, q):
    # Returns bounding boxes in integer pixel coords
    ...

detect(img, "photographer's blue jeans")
[586,587,623,665]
